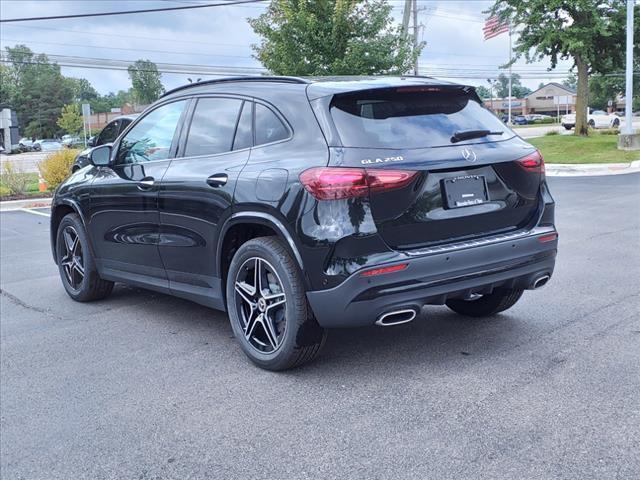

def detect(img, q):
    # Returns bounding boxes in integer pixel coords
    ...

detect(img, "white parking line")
[18,208,50,218]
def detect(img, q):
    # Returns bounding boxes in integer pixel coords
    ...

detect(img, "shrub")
[533,118,556,125]
[38,149,79,189]
[596,128,620,135]
[545,130,559,136]
[1,161,29,195]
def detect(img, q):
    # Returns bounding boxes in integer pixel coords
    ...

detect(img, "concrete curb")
[546,160,640,177]
[0,197,52,211]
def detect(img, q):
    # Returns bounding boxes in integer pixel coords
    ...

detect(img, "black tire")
[226,236,326,371]
[588,119,596,128]
[56,213,114,302]
[445,288,524,318]
[563,125,573,130]
[612,118,620,128]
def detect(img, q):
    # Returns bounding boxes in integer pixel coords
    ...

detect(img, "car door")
[158,97,251,307]
[88,99,189,288]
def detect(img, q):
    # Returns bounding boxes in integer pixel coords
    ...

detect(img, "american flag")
[484,15,509,40]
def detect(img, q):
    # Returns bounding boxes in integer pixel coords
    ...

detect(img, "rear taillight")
[517,150,545,175]
[299,167,417,200]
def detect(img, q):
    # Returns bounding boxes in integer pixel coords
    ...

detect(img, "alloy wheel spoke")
[235,282,256,307]
[260,315,279,350]
[264,293,286,314]
[255,258,264,296]
[245,312,260,339]
[73,260,85,277]
[63,264,74,284]
[63,229,75,253]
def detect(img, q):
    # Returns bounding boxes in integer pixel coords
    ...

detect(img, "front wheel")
[226,237,326,371]
[563,125,573,130]
[56,213,114,302]
[612,118,620,128]
[445,288,524,317]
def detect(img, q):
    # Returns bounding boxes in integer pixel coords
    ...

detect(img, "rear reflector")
[360,263,409,277]
[300,167,417,200]
[517,150,545,175]
[538,233,558,243]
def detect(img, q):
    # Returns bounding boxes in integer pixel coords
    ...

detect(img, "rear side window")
[233,101,253,150]
[329,89,511,149]
[255,103,289,146]
[185,98,243,156]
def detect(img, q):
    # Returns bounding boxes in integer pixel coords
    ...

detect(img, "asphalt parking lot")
[1,174,639,479]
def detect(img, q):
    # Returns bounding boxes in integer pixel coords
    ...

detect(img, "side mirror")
[88,145,112,167]
[87,136,96,147]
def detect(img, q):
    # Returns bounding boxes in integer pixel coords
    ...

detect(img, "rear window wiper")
[451,129,503,143]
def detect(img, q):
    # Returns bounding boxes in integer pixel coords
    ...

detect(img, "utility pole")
[402,0,420,75]
[623,0,635,135]
[401,0,411,37]
[412,0,419,75]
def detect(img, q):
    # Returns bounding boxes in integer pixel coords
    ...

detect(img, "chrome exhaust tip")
[532,275,550,289]
[375,308,417,327]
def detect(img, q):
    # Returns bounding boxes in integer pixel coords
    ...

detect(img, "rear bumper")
[306,227,557,328]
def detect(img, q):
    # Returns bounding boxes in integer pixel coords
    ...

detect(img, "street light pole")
[623,0,635,135]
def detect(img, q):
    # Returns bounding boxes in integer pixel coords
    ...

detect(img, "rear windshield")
[329,88,512,149]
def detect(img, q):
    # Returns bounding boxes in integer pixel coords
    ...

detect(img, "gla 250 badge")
[361,155,404,165]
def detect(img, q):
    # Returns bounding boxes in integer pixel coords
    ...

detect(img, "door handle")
[137,177,155,190]
[207,173,228,188]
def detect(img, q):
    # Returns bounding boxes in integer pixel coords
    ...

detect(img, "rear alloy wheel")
[588,119,596,128]
[56,213,114,302]
[226,237,326,370]
[612,118,620,128]
[445,288,524,318]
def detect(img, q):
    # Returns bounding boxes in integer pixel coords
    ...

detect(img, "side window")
[233,101,253,151]
[97,120,119,146]
[118,118,132,135]
[116,100,186,165]
[255,103,289,146]
[184,98,243,157]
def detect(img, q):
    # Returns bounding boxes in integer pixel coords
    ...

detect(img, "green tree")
[475,85,492,100]
[488,1,638,136]
[57,104,83,136]
[68,78,99,103]
[562,74,578,91]
[127,59,164,104]
[3,45,74,138]
[249,0,423,76]
[489,73,531,98]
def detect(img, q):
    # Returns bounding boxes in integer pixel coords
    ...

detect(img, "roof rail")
[162,76,310,97]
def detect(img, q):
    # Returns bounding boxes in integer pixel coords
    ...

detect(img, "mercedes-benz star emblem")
[461,147,477,162]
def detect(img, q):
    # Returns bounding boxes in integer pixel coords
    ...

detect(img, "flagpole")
[508,20,512,125]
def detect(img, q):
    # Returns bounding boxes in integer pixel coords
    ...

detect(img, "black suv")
[50,76,557,370]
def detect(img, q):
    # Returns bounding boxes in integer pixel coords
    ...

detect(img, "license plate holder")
[442,175,488,209]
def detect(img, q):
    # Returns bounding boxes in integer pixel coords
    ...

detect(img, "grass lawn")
[529,134,640,164]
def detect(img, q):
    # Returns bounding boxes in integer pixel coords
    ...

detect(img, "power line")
[1,24,251,49]
[0,0,267,23]
[0,38,254,60]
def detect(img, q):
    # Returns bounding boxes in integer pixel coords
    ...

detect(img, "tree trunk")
[574,55,589,136]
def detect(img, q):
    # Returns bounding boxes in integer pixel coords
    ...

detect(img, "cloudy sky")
[0,0,579,95]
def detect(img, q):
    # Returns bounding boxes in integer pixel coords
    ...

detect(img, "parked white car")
[561,110,621,130]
